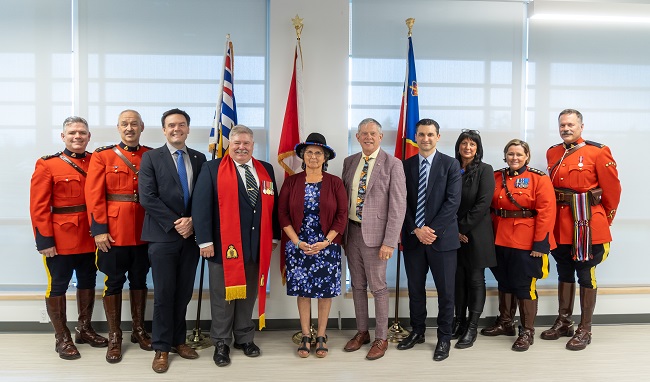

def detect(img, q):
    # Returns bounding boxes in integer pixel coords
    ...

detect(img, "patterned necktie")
[176,150,190,209]
[415,158,428,228]
[241,164,259,205]
[355,156,370,220]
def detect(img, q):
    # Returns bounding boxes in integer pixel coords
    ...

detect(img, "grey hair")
[230,124,254,141]
[117,109,143,125]
[62,116,89,132]
[357,118,382,134]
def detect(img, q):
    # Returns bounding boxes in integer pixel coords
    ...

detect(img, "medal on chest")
[515,178,529,188]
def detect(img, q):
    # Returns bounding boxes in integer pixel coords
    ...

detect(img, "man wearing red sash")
[192,125,279,367]
[30,116,107,360]
[542,109,621,350]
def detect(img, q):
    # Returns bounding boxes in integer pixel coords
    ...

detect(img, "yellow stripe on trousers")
[590,242,611,289]
[42,255,52,298]
[95,248,109,297]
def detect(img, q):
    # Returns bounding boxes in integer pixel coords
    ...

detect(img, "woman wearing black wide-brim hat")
[278,132,348,359]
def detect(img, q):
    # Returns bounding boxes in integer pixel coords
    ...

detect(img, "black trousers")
[96,244,149,296]
[491,245,549,300]
[44,253,96,297]
[148,239,200,352]
[403,246,457,341]
[454,264,487,315]
[552,243,609,289]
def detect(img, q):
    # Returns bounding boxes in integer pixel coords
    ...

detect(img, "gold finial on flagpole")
[292,14,304,39]
[406,18,415,37]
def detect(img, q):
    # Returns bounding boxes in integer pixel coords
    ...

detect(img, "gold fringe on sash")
[258,313,266,330]
[225,285,247,301]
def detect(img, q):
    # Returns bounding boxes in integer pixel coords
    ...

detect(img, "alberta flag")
[394,36,419,160]
[209,35,237,158]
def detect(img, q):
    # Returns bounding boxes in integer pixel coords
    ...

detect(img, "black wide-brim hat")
[294,132,336,160]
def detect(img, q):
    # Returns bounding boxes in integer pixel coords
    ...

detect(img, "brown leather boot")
[512,299,537,352]
[566,287,597,351]
[103,293,123,363]
[46,295,81,360]
[541,282,575,340]
[75,289,108,347]
[481,291,517,336]
[130,289,153,351]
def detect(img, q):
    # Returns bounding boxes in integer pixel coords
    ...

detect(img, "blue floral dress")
[285,182,342,298]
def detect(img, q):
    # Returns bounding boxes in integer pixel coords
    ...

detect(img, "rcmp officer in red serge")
[30,116,108,360]
[541,109,621,350]
[85,109,152,363]
[489,139,556,352]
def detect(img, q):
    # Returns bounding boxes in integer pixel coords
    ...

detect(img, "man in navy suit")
[192,125,279,367]
[139,108,207,373]
[398,118,462,361]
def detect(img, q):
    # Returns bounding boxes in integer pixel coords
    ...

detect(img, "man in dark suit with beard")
[139,108,206,373]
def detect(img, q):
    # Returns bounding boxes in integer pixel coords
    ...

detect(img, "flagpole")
[283,14,317,346]
[186,34,234,350]
[388,18,416,343]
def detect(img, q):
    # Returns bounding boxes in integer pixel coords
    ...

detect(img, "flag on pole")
[394,36,419,160]
[277,38,305,284]
[277,40,304,178]
[209,35,237,158]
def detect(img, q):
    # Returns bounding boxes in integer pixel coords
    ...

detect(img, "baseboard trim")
[3,314,649,333]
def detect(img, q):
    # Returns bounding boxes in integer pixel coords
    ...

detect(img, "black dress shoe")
[213,342,231,367]
[433,340,450,361]
[397,332,425,350]
[233,341,261,357]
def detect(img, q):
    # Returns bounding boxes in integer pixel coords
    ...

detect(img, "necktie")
[241,164,259,205]
[355,156,370,220]
[415,158,428,228]
[176,150,190,209]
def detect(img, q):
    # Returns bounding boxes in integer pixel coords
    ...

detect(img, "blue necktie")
[176,150,190,209]
[415,158,428,228]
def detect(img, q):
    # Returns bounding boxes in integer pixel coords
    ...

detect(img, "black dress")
[457,162,497,269]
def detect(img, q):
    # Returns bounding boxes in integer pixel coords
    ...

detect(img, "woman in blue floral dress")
[278,133,348,359]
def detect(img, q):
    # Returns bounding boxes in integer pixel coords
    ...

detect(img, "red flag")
[277,39,305,284]
[277,41,304,178]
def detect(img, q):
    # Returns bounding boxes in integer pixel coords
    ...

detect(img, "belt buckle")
[134,193,139,203]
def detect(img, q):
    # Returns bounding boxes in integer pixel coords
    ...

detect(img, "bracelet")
[325,238,332,245]
[296,240,302,248]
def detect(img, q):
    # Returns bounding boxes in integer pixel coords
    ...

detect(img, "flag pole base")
[291,323,317,345]
[387,321,410,343]
[186,328,212,350]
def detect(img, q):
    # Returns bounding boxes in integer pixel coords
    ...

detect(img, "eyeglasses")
[304,150,324,158]
[462,129,480,135]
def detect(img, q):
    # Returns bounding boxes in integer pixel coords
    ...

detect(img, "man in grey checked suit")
[341,118,407,360]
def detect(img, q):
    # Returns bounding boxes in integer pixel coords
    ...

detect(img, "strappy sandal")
[315,335,328,358]
[297,335,311,358]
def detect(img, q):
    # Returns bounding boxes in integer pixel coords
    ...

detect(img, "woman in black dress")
[452,130,497,349]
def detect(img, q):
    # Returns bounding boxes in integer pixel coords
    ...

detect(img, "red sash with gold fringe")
[217,155,274,329]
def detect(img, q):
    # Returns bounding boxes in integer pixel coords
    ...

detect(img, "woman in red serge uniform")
[488,139,556,351]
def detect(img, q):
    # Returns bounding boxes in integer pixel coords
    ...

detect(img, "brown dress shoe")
[366,339,388,360]
[152,351,169,373]
[173,343,199,359]
[344,331,370,352]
